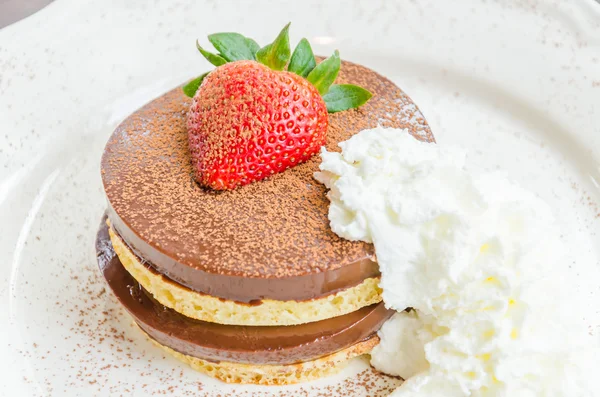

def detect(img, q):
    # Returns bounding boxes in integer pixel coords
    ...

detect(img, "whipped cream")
[315,127,598,396]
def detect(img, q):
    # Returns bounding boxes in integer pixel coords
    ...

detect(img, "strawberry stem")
[307,50,340,95]
[208,32,259,61]
[182,72,209,97]
[196,40,227,67]
[322,84,373,113]
[184,23,373,113]
[256,23,291,71]
[288,38,316,78]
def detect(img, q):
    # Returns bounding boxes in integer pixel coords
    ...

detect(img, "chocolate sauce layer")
[97,218,394,365]
[101,60,433,302]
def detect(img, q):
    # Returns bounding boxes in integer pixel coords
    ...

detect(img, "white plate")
[1,0,599,395]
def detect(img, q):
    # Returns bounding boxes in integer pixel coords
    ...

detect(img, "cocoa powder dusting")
[21,256,401,394]
[101,60,433,279]
[186,61,328,190]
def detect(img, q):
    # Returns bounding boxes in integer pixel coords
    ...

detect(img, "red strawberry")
[184,23,372,190]
[187,61,328,190]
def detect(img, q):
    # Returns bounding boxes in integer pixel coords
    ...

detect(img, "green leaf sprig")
[183,23,372,113]
[256,22,291,71]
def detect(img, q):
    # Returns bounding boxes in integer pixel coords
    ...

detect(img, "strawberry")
[187,61,328,190]
[184,23,372,190]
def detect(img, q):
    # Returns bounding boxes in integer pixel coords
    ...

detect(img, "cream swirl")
[315,126,598,396]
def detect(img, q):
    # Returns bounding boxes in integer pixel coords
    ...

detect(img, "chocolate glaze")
[101,60,433,302]
[97,217,394,365]
[109,218,376,305]
[108,205,381,302]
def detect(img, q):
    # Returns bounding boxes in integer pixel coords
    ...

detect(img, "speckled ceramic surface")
[1,0,599,395]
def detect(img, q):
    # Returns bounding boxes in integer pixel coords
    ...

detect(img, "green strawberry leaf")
[288,38,316,77]
[208,32,257,61]
[189,29,372,114]
[323,84,373,113]
[196,40,227,67]
[246,38,260,56]
[306,50,340,95]
[256,23,291,71]
[182,72,209,98]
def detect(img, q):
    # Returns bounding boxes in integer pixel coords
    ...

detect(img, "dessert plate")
[1,0,599,395]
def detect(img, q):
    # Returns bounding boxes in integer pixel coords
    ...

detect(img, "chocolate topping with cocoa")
[101,60,432,302]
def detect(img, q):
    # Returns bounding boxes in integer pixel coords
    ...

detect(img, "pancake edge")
[108,219,383,326]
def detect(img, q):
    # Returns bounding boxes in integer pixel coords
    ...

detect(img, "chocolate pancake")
[101,60,433,303]
[96,217,394,365]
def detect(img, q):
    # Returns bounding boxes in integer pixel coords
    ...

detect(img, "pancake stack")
[97,60,433,385]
